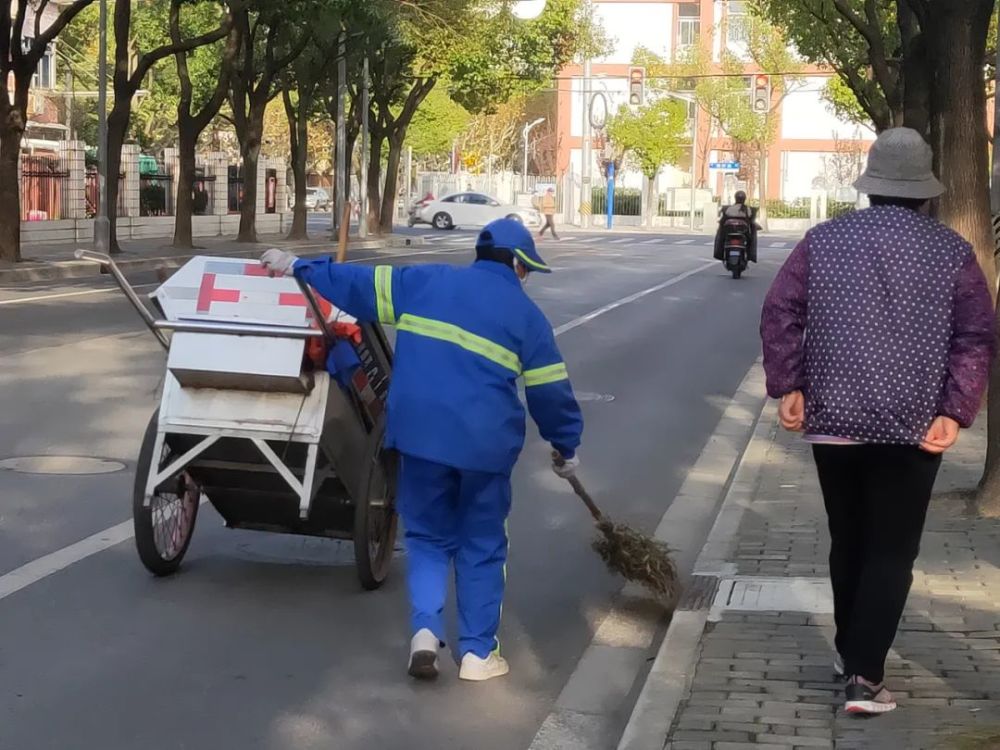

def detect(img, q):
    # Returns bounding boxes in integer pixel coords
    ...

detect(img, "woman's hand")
[921,416,959,454]
[779,391,805,432]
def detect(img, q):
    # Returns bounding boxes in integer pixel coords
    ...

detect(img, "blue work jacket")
[294,258,583,475]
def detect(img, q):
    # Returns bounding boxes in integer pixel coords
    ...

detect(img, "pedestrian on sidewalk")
[538,187,560,240]
[261,218,583,683]
[760,127,995,717]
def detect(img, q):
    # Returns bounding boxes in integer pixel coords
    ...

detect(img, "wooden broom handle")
[552,451,604,522]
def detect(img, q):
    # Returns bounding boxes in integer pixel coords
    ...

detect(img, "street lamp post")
[521,117,545,194]
[94,0,109,252]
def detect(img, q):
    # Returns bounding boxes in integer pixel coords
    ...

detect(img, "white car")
[302,187,330,211]
[417,192,540,230]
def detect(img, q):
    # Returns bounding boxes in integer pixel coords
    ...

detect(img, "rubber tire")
[505,214,523,224]
[432,212,453,230]
[133,410,200,577]
[353,426,399,591]
[732,266,742,280]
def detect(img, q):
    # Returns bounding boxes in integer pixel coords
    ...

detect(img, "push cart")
[77,250,398,590]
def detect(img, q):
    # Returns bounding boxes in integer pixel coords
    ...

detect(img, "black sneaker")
[844,675,896,715]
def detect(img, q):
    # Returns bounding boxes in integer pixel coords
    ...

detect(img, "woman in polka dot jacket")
[760,128,996,717]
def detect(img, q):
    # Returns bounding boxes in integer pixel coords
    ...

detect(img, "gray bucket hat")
[853,127,944,200]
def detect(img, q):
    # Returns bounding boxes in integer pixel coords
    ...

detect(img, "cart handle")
[295,276,334,340]
[74,249,170,351]
[154,320,323,339]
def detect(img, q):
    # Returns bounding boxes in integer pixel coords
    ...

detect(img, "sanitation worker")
[261,218,583,682]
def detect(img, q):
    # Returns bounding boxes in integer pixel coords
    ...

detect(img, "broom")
[554,452,681,606]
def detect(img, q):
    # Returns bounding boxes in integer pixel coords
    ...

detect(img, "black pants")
[539,214,559,239]
[812,444,941,684]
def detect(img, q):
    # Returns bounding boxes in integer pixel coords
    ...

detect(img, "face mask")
[514,260,529,285]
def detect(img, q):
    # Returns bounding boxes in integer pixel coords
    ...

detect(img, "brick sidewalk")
[666,420,1000,750]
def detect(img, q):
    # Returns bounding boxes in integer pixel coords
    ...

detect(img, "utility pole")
[580,53,592,226]
[522,117,545,194]
[93,0,109,252]
[333,31,346,238]
[689,104,698,231]
[359,54,369,239]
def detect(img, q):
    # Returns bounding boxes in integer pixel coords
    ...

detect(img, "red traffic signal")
[752,74,771,113]
[628,66,645,107]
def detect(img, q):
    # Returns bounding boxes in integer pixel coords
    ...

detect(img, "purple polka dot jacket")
[761,206,996,444]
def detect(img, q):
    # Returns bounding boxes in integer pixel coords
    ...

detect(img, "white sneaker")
[459,651,510,682]
[408,628,442,680]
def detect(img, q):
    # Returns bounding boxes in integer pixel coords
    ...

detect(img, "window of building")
[726,1,749,47]
[22,38,54,89]
[678,3,700,49]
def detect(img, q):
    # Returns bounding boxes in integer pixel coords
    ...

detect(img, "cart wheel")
[354,428,398,591]
[133,411,200,577]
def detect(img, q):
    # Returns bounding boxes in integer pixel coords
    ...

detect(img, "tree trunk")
[379,135,404,233]
[284,86,310,241]
[757,146,769,230]
[172,123,198,248]
[929,3,994,287]
[237,117,263,243]
[980,351,1000,516]
[0,124,23,264]
[105,104,131,254]
[367,133,383,233]
[644,174,656,228]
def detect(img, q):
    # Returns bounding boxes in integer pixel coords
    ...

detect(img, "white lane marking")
[553,260,715,337]
[0,260,712,601]
[610,238,631,245]
[641,239,661,245]
[0,283,159,306]
[0,247,470,307]
[0,520,133,600]
[577,237,600,243]
[674,239,695,245]
[769,241,789,248]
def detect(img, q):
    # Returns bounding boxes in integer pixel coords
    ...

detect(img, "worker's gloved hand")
[551,451,579,479]
[260,248,299,277]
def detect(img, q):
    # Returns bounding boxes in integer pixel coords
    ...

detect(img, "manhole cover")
[0,456,126,475]
[576,392,615,403]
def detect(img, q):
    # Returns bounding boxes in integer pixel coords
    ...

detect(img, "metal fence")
[265,168,277,214]
[228,166,244,213]
[591,187,643,216]
[139,172,173,217]
[84,168,128,218]
[193,169,215,215]
[20,155,68,221]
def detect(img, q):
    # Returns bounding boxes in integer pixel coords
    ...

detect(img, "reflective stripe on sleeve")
[396,314,522,374]
[375,266,395,324]
[523,362,569,387]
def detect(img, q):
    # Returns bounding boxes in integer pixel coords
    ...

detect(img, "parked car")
[417,192,541,230]
[301,187,330,211]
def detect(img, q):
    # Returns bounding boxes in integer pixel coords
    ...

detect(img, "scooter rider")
[714,190,759,263]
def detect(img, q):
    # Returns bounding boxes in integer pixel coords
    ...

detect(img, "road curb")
[527,360,768,750]
[615,399,778,750]
[0,235,422,284]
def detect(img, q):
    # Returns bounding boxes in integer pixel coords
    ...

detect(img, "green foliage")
[606,98,688,179]
[405,85,471,164]
[445,0,609,113]
[756,0,896,129]
[822,75,869,127]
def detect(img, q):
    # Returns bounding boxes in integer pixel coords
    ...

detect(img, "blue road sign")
[709,161,740,170]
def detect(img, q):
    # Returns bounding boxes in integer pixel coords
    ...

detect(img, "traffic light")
[752,74,771,113]
[628,66,645,107]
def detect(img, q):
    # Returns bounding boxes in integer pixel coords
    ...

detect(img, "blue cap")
[476,218,551,273]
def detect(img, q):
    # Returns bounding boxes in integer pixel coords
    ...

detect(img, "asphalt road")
[0,228,792,750]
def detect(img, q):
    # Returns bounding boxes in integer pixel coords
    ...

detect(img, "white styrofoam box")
[159,371,329,440]
[166,331,308,392]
